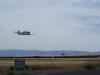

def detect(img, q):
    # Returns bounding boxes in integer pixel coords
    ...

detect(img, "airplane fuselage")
[15,31,31,35]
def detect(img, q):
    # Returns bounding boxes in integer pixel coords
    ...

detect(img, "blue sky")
[0,0,100,51]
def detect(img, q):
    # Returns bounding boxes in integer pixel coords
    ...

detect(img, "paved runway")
[48,70,100,75]
[1,69,100,75]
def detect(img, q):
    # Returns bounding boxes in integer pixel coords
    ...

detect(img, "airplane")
[14,30,34,35]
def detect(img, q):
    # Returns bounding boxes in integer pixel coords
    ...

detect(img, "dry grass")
[26,58,100,69]
[0,57,100,70]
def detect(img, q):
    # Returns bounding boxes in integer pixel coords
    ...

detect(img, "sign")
[15,60,25,70]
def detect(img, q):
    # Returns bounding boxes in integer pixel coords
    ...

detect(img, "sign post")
[15,60,25,70]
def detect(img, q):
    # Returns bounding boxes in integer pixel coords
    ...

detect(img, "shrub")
[31,65,41,70]
[84,64,96,70]
[21,72,30,75]
[25,65,30,70]
[6,72,14,75]
[9,66,14,71]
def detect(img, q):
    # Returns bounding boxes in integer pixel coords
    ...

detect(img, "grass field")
[0,55,100,71]
[25,58,100,69]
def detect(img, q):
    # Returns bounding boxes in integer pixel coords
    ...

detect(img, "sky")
[0,0,100,51]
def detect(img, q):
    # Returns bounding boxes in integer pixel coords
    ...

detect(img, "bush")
[9,66,14,71]
[25,65,30,70]
[31,65,41,70]
[21,72,29,75]
[6,72,14,75]
[84,64,96,70]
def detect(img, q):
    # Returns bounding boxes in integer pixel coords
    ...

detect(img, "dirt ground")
[1,69,100,75]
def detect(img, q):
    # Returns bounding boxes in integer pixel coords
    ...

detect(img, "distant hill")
[0,49,100,56]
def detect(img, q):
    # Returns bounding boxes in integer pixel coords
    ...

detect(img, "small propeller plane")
[14,30,34,35]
